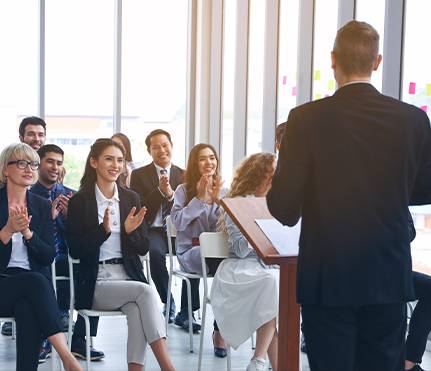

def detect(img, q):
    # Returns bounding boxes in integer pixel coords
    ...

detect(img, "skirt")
[210,257,279,349]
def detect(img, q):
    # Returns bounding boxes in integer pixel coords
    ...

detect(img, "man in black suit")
[267,21,431,371]
[130,129,184,323]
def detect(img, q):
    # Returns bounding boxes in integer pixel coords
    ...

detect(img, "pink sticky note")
[420,105,428,112]
[409,82,416,95]
[282,76,287,85]
[291,87,297,96]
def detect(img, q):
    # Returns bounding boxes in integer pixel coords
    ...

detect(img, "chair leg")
[197,299,207,371]
[67,312,73,351]
[227,345,231,371]
[166,273,173,333]
[184,277,194,353]
[83,315,91,371]
[11,320,16,340]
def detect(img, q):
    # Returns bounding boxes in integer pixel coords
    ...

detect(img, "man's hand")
[159,175,174,199]
[124,206,147,234]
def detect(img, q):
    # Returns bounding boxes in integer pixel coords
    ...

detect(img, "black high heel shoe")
[212,331,227,358]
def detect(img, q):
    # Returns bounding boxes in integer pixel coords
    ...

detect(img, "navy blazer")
[67,185,150,309]
[130,163,184,226]
[267,83,431,306]
[0,186,55,279]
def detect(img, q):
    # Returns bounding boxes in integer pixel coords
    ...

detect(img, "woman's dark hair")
[111,133,133,162]
[184,143,219,204]
[79,138,125,191]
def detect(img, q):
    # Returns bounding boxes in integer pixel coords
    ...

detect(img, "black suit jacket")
[130,163,184,226]
[67,186,149,309]
[267,83,431,306]
[0,186,55,279]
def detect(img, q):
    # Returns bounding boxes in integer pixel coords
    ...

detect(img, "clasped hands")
[102,206,147,234]
[196,175,224,204]
[5,206,33,240]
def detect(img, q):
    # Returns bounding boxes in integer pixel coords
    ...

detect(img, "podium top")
[220,197,298,265]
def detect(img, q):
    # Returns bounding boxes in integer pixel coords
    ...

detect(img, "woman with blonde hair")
[211,152,278,371]
[0,143,82,371]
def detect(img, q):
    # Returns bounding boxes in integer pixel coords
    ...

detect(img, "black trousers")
[406,271,431,363]
[148,227,174,306]
[55,254,99,338]
[302,302,406,371]
[0,271,62,371]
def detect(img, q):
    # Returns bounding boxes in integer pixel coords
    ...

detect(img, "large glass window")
[277,0,299,123]
[355,0,385,91]
[121,0,188,170]
[404,1,431,275]
[312,0,338,100]
[45,0,115,189]
[221,0,237,183]
[402,1,431,117]
[0,1,39,148]
[246,0,266,156]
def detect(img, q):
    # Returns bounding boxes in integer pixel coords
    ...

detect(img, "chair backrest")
[199,232,229,300]
[199,232,229,259]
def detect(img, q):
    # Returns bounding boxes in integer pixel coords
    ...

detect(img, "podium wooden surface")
[220,197,300,371]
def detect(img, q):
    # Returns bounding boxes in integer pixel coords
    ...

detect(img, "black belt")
[99,258,123,265]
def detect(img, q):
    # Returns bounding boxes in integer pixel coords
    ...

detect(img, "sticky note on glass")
[409,82,416,95]
[291,86,297,96]
[314,70,321,80]
[420,105,428,112]
[328,80,335,90]
[282,76,287,85]
[427,84,431,96]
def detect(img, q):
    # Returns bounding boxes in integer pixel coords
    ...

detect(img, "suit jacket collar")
[333,82,379,98]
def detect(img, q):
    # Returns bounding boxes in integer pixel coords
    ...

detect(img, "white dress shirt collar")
[95,182,120,203]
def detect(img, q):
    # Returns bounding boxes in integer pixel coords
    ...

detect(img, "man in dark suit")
[130,129,184,323]
[267,21,431,371]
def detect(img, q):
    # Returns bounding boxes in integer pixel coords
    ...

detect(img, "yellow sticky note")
[328,80,335,90]
[314,70,321,81]
[426,83,431,96]
[315,93,322,100]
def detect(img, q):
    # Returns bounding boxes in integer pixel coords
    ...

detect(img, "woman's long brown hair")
[184,143,220,204]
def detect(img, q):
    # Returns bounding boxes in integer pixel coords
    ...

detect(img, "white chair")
[140,252,152,285]
[68,256,124,371]
[165,215,202,353]
[197,232,231,371]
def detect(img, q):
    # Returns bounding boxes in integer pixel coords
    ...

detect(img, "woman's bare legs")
[128,363,143,371]
[267,328,278,371]
[48,332,82,371]
[253,318,278,370]
[150,338,175,371]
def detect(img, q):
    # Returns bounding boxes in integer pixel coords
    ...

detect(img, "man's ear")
[331,51,336,70]
[373,54,382,71]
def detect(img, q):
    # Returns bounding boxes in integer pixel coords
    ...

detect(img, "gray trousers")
[93,263,166,365]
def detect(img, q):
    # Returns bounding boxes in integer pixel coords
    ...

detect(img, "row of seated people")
[1,128,431,371]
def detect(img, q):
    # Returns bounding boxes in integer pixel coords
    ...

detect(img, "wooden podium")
[220,197,300,371]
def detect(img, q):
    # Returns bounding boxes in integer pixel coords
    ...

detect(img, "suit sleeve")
[67,193,111,259]
[266,108,311,226]
[130,169,165,223]
[123,192,150,256]
[411,115,431,205]
[26,200,56,266]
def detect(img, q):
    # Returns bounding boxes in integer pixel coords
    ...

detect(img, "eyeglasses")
[8,160,40,171]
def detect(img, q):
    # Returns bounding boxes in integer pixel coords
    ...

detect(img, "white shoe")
[246,357,267,371]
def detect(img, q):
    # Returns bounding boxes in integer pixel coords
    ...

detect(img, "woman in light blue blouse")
[170,143,227,357]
